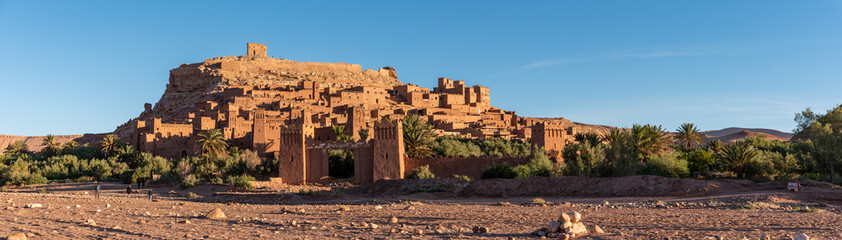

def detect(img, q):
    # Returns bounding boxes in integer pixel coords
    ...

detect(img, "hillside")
[0,134,105,154]
[704,127,792,142]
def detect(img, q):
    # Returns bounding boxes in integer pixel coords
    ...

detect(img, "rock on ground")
[6,232,27,240]
[205,208,226,219]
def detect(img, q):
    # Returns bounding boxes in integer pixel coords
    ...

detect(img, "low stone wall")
[405,155,530,180]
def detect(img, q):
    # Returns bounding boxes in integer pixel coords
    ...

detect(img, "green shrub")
[562,142,606,177]
[227,174,255,190]
[644,152,689,178]
[453,174,473,182]
[682,149,715,174]
[210,177,224,184]
[513,165,532,179]
[26,173,48,185]
[525,148,553,177]
[407,165,435,179]
[481,163,517,179]
[180,174,198,189]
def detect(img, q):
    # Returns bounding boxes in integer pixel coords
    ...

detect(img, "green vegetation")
[403,115,438,158]
[406,165,435,179]
[675,123,705,150]
[0,132,278,190]
[198,129,228,156]
[453,174,473,182]
[430,136,532,157]
[328,149,354,178]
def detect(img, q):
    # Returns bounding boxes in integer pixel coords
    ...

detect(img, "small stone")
[112,226,121,230]
[404,206,415,210]
[547,221,560,233]
[178,219,192,224]
[570,212,582,223]
[106,204,111,208]
[413,229,423,235]
[25,204,42,208]
[561,221,572,229]
[374,205,383,210]
[602,200,609,206]
[593,224,604,234]
[205,208,226,219]
[389,216,398,224]
[760,236,771,240]
[558,233,570,240]
[339,206,350,212]
[794,234,810,240]
[74,204,81,208]
[85,219,96,226]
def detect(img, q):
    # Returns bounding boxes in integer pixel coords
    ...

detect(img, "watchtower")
[247,43,267,57]
[372,119,405,181]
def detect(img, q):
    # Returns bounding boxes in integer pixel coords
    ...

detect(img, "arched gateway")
[273,120,404,185]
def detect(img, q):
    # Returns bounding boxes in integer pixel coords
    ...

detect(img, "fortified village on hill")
[120,43,576,184]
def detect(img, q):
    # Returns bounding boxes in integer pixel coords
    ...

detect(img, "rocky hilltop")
[115,50,400,137]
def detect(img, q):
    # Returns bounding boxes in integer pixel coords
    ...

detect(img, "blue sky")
[1,1,841,135]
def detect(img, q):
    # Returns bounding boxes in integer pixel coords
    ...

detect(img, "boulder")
[6,232,27,240]
[558,213,571,223]
[205,208,226,219]
[565,222,588,235]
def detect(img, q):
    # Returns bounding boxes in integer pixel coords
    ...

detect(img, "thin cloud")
[519,51,695,70]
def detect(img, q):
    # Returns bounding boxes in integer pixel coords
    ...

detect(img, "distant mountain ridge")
[703,127,792,142]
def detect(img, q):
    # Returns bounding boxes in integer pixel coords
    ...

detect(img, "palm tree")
[631,124,671,161]
[601,128,627,144]
[41,134,60,157]
[675,123,705,150]
[403,115,437,158]
[62,141,78,152]
[198,129,228,156]
[332,125,353,142]
[5,140,29,156]
[719,142,758,178]
[706,139,724,154]
[358,129,369,141]
[101,134,121,158]
[574,132,601,146]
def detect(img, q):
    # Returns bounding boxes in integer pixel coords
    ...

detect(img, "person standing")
[95,182,101,199]
[148,190,153,201]
[126,185,132,196]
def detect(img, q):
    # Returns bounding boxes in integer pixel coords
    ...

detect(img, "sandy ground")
[0,180,841,240]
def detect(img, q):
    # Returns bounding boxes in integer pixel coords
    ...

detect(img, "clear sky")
[1,1,841,136]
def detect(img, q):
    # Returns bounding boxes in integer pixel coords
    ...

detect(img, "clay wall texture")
[405,156,531,180]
